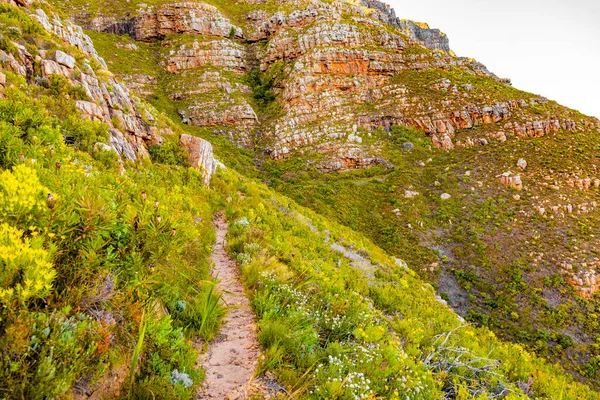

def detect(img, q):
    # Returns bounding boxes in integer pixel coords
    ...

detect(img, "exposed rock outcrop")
[397,20,450,52]
[76,2,243,41]
[315,146,394,172]
[179,134,220,186]
[163,38,248,74]
[499,173,523,191]
[358,0,450,52]
[117,74,157,98]
[563,260,600,299]
[31,9,158,160]
[68,0,600,168]
[167,69,257,148]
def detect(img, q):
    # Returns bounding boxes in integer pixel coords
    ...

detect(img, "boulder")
[179,134,219,187]
[52,50,75,69]
[499,173,523,191]
[401,142,414,151]
[42,59,68,77]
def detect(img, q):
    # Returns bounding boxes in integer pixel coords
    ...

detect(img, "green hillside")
[0,1,599,399]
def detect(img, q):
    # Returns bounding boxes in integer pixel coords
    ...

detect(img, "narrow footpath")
[196,213,261,399]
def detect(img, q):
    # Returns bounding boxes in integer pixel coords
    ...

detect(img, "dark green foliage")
[61,116,109,152]
[243,69,276,108]
[148,138,189,166]
[46,75,90,101]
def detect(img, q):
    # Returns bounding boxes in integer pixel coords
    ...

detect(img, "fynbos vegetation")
[0,0,599,399]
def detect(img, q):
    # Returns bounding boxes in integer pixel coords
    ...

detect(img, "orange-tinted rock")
[499,173,523,191]
[164,39,248,74]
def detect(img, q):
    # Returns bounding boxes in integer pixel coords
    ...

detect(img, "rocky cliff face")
[0,3,166,161]
[358,0,450,52]
[76,2,244,41]
[53,0,600,301]
[65,0,599,171]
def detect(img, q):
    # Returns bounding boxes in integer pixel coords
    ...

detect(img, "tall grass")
[199,282,222,339]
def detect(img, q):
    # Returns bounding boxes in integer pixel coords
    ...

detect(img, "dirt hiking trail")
[196,213,261,399]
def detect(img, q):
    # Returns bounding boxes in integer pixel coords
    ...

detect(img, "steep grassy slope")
[214,167,600,399]
[1,0,600,399]
[0,75,221,398]
[0,4,223,398]
[262,119,600,385]
[72,0,600,390]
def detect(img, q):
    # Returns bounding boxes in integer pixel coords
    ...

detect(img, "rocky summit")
[1,0,600,398]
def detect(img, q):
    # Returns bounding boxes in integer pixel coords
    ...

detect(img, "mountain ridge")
[56,0,598,168]
[51,0,600,389]
[1,0,600,397]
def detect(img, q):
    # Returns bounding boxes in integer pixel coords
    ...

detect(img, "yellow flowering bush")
[0,223,55,303]
[0,164,48,224]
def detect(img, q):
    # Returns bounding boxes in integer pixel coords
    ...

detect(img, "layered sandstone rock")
[236,0,594,161]
[117,74,157,98]
[166,69,257,147]
[32,9,157,160]
[179,134,219,186]
[357,0,450,52]
[397,20,450,52]
[67,0,600,168]
[182,102,257,146]
[77,2,243,41]
[75,2,256,148]
[163,38,248,74]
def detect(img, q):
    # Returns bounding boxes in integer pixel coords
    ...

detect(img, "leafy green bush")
[148,139,189,166]
[130,316,199,400]
[61,116,109,153]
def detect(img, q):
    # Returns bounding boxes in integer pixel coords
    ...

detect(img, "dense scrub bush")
[0,10,222,395]
[0,164,48,226]
[148,138,189,166]
[215,170,600,399]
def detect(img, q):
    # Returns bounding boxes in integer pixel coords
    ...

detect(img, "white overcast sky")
[387,0,600,118]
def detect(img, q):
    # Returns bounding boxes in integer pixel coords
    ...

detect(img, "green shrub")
[61,116,109,153]
[148,139,189,166]
[0,309,103,399]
